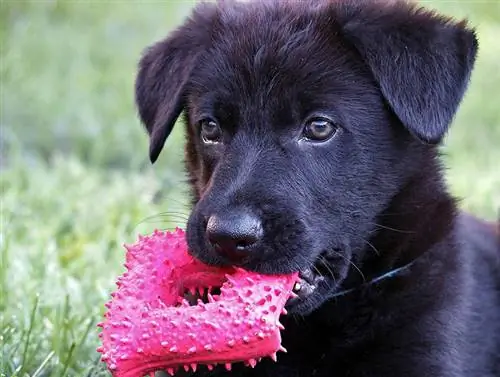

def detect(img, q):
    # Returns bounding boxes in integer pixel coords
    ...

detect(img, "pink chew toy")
[97,228,299,376]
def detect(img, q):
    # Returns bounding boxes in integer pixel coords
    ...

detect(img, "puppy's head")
[135,0,477,314]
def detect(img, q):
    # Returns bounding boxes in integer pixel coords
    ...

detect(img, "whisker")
[142,214,190,222]
[153,210,190,217]
[327,251,366,283]
[151,189,192,206]
[137,220,187,225]
[363,239,380,256]
[311,263,323,278]
[135,218,189,228]
[134,212,190,231]
[371,222,415,234]
[317,256,335,280]
[141,212,189,221]
[318,257,338,288]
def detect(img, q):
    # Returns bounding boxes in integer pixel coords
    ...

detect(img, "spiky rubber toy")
[97,228,298,376]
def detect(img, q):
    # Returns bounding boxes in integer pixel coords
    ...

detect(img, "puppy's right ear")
[339,1,478,145]
[135,5,215,163]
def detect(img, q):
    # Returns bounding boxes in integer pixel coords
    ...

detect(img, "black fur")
[134,0,500,376]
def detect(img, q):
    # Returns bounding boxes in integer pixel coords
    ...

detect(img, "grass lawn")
[1,1,498,376]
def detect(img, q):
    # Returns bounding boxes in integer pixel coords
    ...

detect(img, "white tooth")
[293,282,301,292]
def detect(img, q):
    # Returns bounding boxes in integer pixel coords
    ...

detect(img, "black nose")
[206,210,263,262]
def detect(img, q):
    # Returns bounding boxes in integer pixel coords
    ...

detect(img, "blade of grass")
[18,294,39,376]
[59,342,76,377]
[80,317,97,350]
[10,364,22,377]
[32,350,56,377]
[60,295,71,355]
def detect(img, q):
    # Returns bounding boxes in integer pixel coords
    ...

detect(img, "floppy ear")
[135,5,215,163]
[341,1,478,144]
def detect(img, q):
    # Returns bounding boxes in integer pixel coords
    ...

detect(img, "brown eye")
[302,118,338,142]
[200,119,222,143]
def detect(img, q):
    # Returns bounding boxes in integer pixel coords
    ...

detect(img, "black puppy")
[134,0,500,376]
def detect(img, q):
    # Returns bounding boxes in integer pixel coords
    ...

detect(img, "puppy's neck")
[360,156,458,280]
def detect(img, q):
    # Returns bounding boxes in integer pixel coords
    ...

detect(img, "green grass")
[1,1,499,376]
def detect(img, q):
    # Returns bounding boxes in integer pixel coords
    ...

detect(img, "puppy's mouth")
[285,251,338,312]
[289,267,325,302]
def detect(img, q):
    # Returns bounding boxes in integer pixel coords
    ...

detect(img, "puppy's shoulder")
[457,211,499,267]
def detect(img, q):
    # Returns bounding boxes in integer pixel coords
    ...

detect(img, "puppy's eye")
[302,118,338,142]
[200,119,222,144]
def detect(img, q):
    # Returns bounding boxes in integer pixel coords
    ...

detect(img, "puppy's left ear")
[135,3,216,163]
[341,2,478,144]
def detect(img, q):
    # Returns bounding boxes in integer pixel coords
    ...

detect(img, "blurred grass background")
[0,1,498,376]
